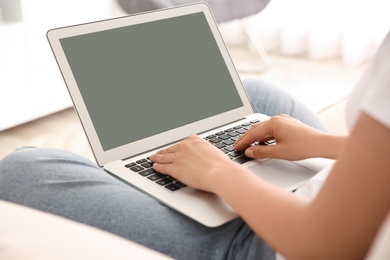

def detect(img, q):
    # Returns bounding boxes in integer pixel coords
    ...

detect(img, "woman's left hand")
[150,135,234,192]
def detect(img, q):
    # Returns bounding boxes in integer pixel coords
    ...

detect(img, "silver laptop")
[47,2,330,227]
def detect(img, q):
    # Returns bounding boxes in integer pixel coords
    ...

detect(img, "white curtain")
[221,0,390,65]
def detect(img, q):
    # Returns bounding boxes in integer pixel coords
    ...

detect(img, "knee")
[1,147,46,166]
[242,78,270,96]
[242,78,281,115]
[3,146,77,163]
[0,147,97,175]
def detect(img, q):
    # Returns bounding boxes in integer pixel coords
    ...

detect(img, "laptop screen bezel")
[47,2,255,166]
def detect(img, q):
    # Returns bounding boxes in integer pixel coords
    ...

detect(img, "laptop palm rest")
[248,159,316,190]
[171,159,316,226]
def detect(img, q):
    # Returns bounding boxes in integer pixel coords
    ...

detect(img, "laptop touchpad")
[248,159,316,190]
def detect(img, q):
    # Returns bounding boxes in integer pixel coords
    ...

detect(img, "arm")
[213,112,390,259]
[235,114,347,160]
[152,112,390,258]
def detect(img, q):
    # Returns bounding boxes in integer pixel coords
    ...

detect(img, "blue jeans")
[0,79,325,259]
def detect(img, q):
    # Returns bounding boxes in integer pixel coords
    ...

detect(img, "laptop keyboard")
[125,158,187,191]
[125,119,260,192]
[204,119,260,164]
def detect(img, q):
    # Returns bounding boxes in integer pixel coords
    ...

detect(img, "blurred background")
[0,0,389,160]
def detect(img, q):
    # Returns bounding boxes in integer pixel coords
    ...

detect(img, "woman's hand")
[235,114,344,160]
[151,135,239,192]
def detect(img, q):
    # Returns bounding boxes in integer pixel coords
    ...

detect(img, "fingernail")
[245,148,253,158]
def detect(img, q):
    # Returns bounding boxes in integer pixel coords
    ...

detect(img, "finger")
[235,124,260,145]
[245,144,279,159]
[153,162,173,175]
[235,123,272,151]
[150,153,175,164]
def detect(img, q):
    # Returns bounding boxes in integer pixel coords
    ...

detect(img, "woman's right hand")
[235,114,345,161]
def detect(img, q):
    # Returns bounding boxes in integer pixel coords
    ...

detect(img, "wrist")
[313,133,347,159]
[209,161,251,197]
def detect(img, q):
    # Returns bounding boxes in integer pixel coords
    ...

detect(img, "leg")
[0,147,274,259]
[243,78,328,132]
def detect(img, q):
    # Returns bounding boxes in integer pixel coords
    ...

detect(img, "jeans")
[0,79,326,259]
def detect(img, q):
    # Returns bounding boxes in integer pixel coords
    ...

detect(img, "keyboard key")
[148,173,166,181]
[156,177,174,186]
[222,139,235,146]
[140,161,153,168]
[224,146,235,152]
[218,134,231,140]
[130,165,144,172]
[124,162,137,168]
[206,134,216,139]
[208,137,222,143]
[175,181,187,187]
[232,155,252,164]
[139,168,156,177]
[136,158,148,164]
[265,139,276,145]
[236,129,246,134]
[229,151,242,158]
[214,143,226,149]
[165,183,181,191]
[227,131,239,137]
[231,136,240,142]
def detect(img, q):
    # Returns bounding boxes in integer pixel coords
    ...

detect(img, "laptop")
[47,2,330,227]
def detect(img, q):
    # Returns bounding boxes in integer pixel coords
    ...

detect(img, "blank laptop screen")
[60,12,243,151]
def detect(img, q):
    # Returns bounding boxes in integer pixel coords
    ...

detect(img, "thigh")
[0,147,274,259]
[243,78,328,131]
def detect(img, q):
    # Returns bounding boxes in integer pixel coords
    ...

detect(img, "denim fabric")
[242,78,328,132]
[0,79,324,259]
[0,147,274,259]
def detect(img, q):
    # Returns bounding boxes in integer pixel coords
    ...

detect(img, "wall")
[0,0,115,130]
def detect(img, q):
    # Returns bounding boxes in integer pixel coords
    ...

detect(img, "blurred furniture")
[0,200,171,259]
[116,0,271,71]
[117,0,269,23]
[0,0,22,24]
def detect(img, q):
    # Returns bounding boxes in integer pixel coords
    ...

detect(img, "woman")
[151,30,390,259]
[1,32,389,259]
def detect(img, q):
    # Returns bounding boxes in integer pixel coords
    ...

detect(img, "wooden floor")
[0,49,366,161]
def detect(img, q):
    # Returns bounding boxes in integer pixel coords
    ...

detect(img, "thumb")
[245,145,278,159]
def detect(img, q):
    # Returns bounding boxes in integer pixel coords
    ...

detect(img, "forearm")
[212,114,387,259]
[211,164,310,257]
